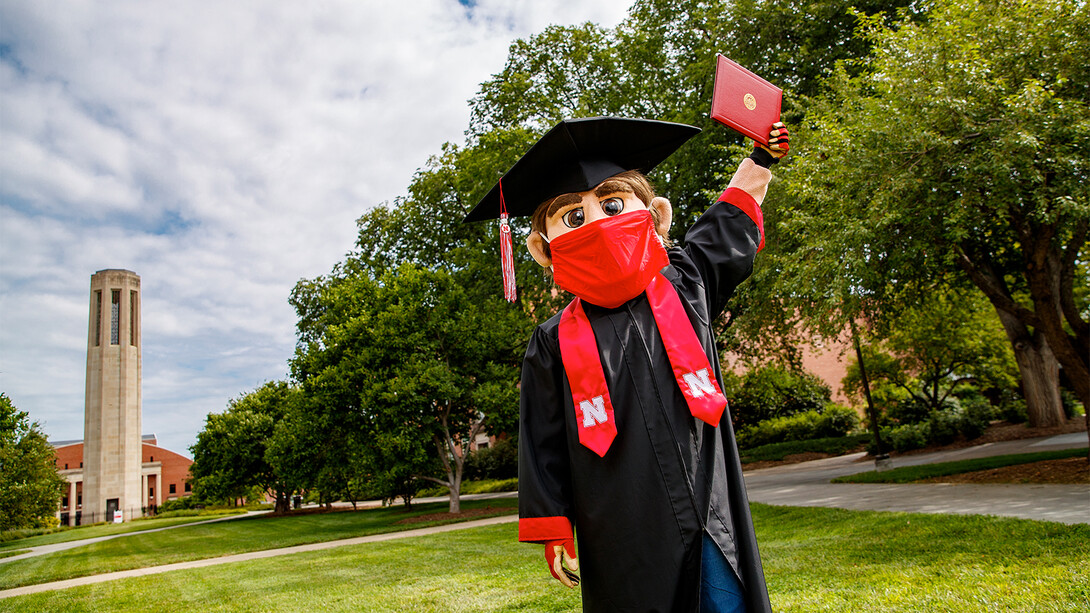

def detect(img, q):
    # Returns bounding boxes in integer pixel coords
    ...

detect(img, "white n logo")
[579,396,608,428]
[682,369,716,398]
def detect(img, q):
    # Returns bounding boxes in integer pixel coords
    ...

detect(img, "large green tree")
[292,256,525,512]
[189,381,300,512]
[842,288,1018,413]
[0,393,66,531]
[785,0,1089,427]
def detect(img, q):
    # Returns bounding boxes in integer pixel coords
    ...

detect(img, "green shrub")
[1060,390,1082,419]
[0,525,72,543]
[157,496,203,513]
[888,422,930,452]
[957,394,994,440]
[416,478,518,498]
[740,434,871,463]
[463,437,518,481]
[737,404,859,449]
[997,390,1028,424]
[727,364,832,430]
[814,404,860,438]
[927,408,961,445]
[463,478,518,494]
[887,396,932,425]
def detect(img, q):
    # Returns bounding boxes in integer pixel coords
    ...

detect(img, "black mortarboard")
[463,117,701,222]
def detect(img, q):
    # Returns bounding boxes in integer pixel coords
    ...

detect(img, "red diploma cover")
[710,54,782,144]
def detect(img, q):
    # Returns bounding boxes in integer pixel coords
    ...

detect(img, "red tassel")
[499,180,517,302]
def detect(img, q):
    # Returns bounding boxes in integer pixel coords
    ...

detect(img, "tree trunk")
[448,445,463,514]
[274,491,291,514]
[993,308,1065,428]
[851,325,887,456]
[449,475,462,514]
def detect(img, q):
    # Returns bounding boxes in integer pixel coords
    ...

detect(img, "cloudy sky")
[0,0,634,455]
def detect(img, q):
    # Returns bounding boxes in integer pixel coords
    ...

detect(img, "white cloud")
[0,0,634,455]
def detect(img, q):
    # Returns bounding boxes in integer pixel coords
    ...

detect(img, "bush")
[927,408,962,446]
[997,390,1028,424]
[957,394,994,440]
[737,404,859,449]
[1060,390,1082,419]
[157,496,203,513]
[416,478,518,498]
[0,524,71,543]
[727,365,832,430]
[814,404,860,438]
[887,396,932,425]
[463,437,518,481]
[740,434,872,463]
[888,423,930,452]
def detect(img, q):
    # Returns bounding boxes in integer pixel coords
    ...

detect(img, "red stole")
[557,273,727,457]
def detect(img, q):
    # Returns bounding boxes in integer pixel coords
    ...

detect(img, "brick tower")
[82,269,143,522]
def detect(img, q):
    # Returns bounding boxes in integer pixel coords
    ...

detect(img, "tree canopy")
[191,0,1086,510]
[189,381,301,512]
[782,0,1089,425]
[1,393,66,531]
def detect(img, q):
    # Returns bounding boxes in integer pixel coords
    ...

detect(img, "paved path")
[0,514,518,599]
[743,432,1090,525]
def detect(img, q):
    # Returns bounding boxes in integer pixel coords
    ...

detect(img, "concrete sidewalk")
[0,514,518,599]
[743,431,1090,524]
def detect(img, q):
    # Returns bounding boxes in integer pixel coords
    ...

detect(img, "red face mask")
[548,210,670,308]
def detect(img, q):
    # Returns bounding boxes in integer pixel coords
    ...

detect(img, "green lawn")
[0,509,247,551]
[832,448,1088,483]
[0,498,517,590]
[2,503,1087,612]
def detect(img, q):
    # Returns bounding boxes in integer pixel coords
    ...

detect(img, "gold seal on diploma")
[743,93,757,110]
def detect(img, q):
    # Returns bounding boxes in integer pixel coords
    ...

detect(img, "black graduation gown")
[517,188,773,613]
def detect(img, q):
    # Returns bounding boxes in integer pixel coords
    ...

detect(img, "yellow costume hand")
[545,538,580,588]
[756,121,790,158]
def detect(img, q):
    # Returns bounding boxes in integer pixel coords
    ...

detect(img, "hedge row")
[736,404,860,449]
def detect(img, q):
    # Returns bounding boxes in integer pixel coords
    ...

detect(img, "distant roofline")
[51,433,157,447]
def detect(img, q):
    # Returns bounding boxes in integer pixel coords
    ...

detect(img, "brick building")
[53,435,193,525]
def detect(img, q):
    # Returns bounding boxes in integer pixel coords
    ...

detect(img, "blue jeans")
[700,534,747,613]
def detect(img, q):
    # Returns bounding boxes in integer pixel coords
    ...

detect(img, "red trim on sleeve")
[519,516,573,543]
[719,186,765,252]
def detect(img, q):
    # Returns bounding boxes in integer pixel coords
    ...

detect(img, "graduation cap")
[464,117,701,223]
[464,117,700,303]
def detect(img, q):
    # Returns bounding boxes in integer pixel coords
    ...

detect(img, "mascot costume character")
[464,116,788,613]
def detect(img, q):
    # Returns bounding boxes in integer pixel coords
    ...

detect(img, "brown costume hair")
[530,171,668,258]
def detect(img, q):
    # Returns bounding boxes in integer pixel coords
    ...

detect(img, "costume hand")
[756,122,789,158]
[545,539,580,588]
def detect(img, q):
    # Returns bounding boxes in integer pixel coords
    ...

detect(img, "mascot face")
[526,176,672,271]
[542,186,649,242]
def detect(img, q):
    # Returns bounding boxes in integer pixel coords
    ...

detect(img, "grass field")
[0,509,248,551]
[0,498,517,590]
[2,502,1087,612]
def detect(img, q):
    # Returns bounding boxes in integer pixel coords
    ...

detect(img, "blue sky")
[0,0,634,455]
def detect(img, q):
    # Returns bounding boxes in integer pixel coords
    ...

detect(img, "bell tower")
[83,269,142,522]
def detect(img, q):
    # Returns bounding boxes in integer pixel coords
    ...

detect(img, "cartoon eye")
[601,197,624,216]
[563,208,585,228]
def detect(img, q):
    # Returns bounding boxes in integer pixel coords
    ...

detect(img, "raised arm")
[683,123,789,317]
